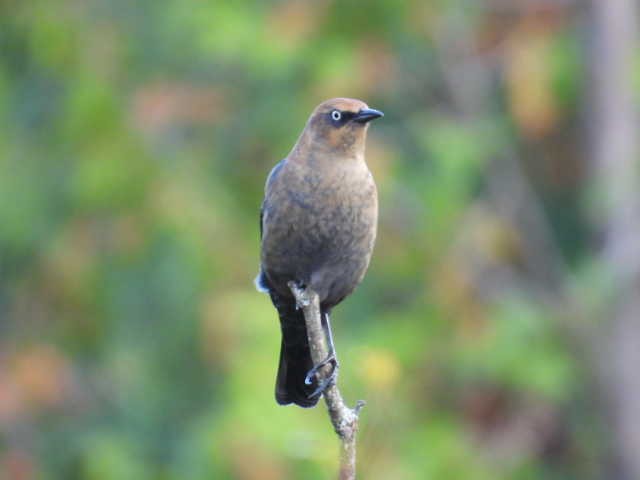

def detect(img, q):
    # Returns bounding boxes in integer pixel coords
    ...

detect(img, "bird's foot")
[305,353,339,399]
[304,351,337,385]
[287,280,310,308]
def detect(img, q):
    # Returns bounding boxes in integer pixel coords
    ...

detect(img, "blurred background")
[2,0,640,478]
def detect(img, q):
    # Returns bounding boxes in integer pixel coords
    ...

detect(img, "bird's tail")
[272,296,320,408]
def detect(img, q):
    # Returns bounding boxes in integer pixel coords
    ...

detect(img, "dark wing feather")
[256,160,285,293]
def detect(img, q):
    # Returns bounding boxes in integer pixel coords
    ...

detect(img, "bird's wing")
[255,205,269,293]
[265,159,285,191]
[260,159,286,240]
[256,159,286,293]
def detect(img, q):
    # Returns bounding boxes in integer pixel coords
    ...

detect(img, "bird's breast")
[289,164,376,249]
[261,159,377,303]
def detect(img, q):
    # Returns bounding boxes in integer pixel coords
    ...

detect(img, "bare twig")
[588,1,640,478]
[288,281,365,480]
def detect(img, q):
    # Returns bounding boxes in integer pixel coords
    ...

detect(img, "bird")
[255,98,383,408]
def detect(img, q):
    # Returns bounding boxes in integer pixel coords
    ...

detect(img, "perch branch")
[288,281,365,480]
[589,1,640,478]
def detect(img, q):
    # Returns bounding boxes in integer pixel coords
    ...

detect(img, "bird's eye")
[330,110,342,121]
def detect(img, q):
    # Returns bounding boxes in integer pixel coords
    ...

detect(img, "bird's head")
[297,98,384,157]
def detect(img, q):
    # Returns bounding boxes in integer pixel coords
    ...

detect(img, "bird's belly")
[262,196,376,306]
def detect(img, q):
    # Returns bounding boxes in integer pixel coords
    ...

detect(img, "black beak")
[353,108,384,124]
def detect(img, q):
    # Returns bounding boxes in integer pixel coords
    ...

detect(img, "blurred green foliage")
[0,1,606,479]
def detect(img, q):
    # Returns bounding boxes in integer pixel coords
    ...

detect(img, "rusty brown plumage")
[256,98,383,407]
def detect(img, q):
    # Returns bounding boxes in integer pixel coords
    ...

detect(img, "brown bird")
[256,98,383,407]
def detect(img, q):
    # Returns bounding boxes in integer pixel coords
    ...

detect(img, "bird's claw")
[295,299,310,309]
[287,280,310,308]
[307,364,339,399]
[308,375,335,399]
[305,353,339,399]
[305,352,337,385]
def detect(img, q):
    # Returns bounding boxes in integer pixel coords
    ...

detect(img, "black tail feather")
[271,293,319,408]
